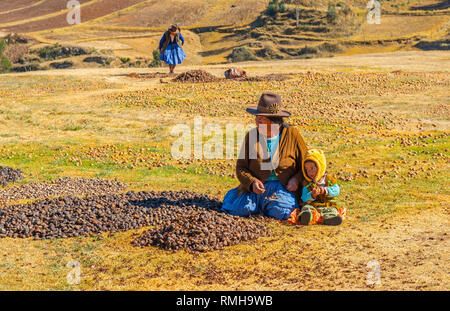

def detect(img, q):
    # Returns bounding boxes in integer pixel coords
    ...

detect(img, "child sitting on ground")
[287,149,346,226]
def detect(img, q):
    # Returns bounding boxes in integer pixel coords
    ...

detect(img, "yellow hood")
[302,149,326,183]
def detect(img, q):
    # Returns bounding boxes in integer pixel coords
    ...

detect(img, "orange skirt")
[285,205,346,225]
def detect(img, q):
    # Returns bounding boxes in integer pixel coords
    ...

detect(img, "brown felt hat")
[168,24,180,33]
[246,92,291,117]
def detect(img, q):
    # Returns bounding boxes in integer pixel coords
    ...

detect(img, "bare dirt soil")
[0,0,91,24]
[0,0,38,13]
[1,0,147,33]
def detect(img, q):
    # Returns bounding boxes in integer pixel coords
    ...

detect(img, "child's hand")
[311,188,320,199]
[319,187,327,195]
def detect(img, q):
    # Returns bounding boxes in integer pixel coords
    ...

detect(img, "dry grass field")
[0,50,448,290]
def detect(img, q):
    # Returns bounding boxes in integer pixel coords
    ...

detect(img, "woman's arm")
[179,33,185,45]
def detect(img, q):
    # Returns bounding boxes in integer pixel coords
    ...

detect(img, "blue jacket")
[301,173,340,203]
[159,32,184,51]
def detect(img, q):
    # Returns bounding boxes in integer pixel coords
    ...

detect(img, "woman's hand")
[286,176,299,192]
[252,179,265,194]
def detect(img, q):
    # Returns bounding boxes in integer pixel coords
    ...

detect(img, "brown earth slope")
[0,0,148,33]
[1,0,449,66]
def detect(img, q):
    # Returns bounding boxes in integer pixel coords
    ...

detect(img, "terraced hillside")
[0,0,149,33]
[0,0,449,68]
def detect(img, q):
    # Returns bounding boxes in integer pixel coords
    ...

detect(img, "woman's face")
[255,115,281,137]
[255,115,271,127]
[255,115,275,136]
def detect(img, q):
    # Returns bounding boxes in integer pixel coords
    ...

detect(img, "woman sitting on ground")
[221,92,307,220]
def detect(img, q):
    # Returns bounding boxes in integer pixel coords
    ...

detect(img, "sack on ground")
[224,67,247,79]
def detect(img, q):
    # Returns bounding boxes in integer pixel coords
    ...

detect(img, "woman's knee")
[262,184,298,219]
[222,203,257,217]
[221,189,259,216]
[265,205,296,220]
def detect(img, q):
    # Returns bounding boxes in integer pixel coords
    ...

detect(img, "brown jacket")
[236,124,307,193]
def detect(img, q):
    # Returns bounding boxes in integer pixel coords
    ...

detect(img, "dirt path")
[207,207,450,291]
[7,51,450,80]
[296,207,450,290]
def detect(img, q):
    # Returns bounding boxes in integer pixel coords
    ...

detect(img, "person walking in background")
[159,24,186,74]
